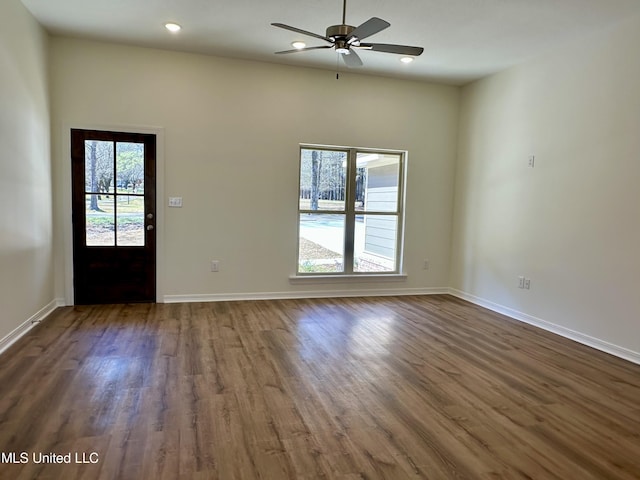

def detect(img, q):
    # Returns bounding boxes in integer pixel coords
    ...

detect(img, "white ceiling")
[20,0,640,85]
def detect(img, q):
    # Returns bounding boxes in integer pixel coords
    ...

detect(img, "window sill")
[289,273,407,284]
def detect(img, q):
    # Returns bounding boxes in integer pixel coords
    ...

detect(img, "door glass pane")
[117,195,144,246]
[116,142,145,194]
[355,152,400,212]
[85,140,114,194]
[354,214,397,272]
[85,194,115,246]
[299,149,347,211]
[298,214,345,273]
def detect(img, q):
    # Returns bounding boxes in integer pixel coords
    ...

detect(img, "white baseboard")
[163,287,448,304]
[449,288,640,366]
[0,298,65,356]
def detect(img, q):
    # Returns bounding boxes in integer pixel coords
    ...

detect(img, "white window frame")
[295,144,406,277]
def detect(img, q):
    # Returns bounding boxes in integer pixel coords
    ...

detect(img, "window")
[83,140,146,246]
[297,145,405,275]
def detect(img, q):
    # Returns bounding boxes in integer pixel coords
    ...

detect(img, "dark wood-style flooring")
[0,295,639,479]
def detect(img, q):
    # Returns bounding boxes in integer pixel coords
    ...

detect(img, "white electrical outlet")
[518,276,525,289]
[211,260,220,272]
[423,259,429,270]
[524,278,531,290]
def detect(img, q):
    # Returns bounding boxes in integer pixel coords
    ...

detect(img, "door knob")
[147,213,154,219]
[147,225,154,231]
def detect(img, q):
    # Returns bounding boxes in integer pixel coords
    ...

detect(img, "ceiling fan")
[271,0,424,67]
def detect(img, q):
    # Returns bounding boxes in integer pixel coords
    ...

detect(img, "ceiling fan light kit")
[272,0,423,68]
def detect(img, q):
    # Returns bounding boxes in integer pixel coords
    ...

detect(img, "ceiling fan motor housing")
[326,24,356,41]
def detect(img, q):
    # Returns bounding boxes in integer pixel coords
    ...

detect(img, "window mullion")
[343,148,357,274]
[113,140,118,247]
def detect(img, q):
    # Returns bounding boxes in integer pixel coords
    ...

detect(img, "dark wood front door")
[71,129,156,304]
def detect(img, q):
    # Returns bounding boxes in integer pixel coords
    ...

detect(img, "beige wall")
[0,0,53,347]
[49,38,460,301]
[452,15,640,358]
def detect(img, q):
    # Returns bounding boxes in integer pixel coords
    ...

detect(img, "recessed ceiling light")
[165,23,182,33]
[400,56,414,64]
[291,41,306,50]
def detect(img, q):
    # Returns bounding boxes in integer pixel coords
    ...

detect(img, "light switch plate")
[168,197,183,208]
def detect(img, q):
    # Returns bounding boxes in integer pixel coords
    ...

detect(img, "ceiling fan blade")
[347,17,390,42]
[360,43,424,56]
[275,46,334,54]
[271,23,332,43]
[341,49,363,67]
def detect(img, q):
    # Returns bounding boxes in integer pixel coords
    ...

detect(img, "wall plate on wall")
[168,197,183,207]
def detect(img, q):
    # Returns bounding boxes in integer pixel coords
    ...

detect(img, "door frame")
[61,123,165,305]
